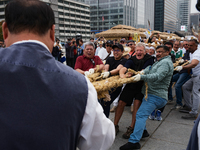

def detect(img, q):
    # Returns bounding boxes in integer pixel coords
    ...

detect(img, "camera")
[196,0,200,11]
[72,41,75,44]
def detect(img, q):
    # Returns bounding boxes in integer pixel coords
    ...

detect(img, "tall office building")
[85,0,154,34]
[154,0,164,32]
[0,0,90,42]
[177,0,190,31]
[190,13,200,32]
[164,0,178,32]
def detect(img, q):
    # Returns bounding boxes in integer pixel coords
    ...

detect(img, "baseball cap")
[112,44,124,51]
[106,40,114,45]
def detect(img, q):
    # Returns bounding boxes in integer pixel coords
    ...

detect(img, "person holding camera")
[147,32,160,43]
[65,38,76,68]
[77,39,84,56]
[53,38,62,61]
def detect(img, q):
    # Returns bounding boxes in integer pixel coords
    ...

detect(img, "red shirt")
[74,54,103,71]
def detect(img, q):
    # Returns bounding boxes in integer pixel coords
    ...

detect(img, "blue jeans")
[129,94,167,143]
[169,73,191,105]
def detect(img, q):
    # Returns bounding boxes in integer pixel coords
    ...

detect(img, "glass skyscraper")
[177,0,190,31]
[85,0,154,34]
[164,0,178,32]
[154,0,164,32]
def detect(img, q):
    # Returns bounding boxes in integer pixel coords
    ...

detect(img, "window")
[58,6,63,9]
[59,12,64,15]
[110,9,118,13]
[59,18,64,21]
[64,1,69,5]
[71,14,75,17]
[65,13,70,16]
[65,19,70,22]
[64,7,69,10]
[110,15,118,19]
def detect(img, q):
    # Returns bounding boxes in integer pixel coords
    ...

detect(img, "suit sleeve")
[77,77,115,150]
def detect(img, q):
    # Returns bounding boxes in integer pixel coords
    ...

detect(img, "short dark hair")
[127,40,135,44]
[190,39,199,45]
[90,38,94,40]
[79,39,83,43]
[156,45,169,52]
[164,42,173,48]
[5,0,55,35]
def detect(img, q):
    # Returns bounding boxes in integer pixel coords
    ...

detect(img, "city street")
[108,98,195,150]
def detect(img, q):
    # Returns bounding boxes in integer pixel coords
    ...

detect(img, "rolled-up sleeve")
[77,77,115,150]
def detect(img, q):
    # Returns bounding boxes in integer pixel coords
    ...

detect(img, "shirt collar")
[172,48,180,53]
[12,40,50,52]
[158,55,170,61]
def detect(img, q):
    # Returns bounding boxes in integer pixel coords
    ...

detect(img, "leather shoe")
[120,142,141,150]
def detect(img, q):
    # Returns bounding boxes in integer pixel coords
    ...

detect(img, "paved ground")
[108,99,195,150]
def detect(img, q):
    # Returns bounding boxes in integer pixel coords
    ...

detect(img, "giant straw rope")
[87,60,190,101]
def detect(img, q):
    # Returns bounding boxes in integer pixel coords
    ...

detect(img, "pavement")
[108,98,196,150]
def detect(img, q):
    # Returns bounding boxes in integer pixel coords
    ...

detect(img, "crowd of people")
[59,30,200,149]
[1,0,200,150]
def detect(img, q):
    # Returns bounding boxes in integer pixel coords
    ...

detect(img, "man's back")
[1,0,115,149]
[0,42,88,150]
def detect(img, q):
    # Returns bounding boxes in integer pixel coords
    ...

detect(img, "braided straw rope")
[87,60,189,100]
[174,61,190,71]
[90,69,142,100]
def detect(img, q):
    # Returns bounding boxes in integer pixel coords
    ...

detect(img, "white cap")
[149,46,155,50]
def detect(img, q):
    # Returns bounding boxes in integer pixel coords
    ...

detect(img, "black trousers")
[100,86,122,118]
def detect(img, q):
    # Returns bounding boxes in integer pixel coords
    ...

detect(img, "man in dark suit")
[0,0,115,149]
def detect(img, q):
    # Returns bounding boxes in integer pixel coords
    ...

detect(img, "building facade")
[0,0,90,42]
[190,13,200,32]
[177,0,190,31]
[154,0,164,32]
[85,0,154,34]
[164,0,178,32]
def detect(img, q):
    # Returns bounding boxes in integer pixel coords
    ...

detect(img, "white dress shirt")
[78,77,115,150]
[98,49,114,60]
[95,46,106,56]
[190,49,200,76]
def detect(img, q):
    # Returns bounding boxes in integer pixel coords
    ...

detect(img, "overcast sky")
[191,0,199,13]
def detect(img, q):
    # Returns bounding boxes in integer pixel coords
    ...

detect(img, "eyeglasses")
[113,49,120,52]
[127,44,133,46]
[183,44,188,46]
[106,45,112,47]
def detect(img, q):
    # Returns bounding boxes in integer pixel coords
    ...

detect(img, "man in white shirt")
[98,40,114,61]
[95,41,106,56]
[1,0,115,149]
[175,39,200,119]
